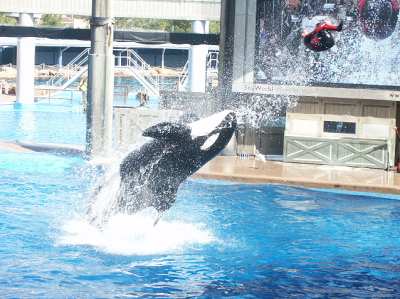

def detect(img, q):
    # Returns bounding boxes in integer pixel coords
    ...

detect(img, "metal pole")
[161,48,166,69]
[218,0,236,108]
[86,0,114,157]
[16,13,35,104]
[189,21,208,93]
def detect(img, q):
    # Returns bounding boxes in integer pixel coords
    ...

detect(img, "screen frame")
[231,0,400,101]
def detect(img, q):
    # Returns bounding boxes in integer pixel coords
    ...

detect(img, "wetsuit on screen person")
[303,21,343,52]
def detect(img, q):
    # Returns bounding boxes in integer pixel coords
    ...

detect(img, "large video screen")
[255,0,400,89]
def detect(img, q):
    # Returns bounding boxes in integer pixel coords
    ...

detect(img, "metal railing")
[114,48,160,96]
[113,84,133,104]
[35,87,77,103]
[177,50,220,92]
[178,61,189,91]
[46,48,90,88]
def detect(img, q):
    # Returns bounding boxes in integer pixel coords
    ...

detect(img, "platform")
[194,156,400,195]
[0,94,16,104]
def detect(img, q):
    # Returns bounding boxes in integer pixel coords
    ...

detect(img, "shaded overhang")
[0,25,220,46]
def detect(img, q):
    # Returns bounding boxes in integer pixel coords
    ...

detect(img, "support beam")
[192,20,210,34]
[86,0,114,157]
[188,20,209,93]
[188,45,208,93]
[16,13,35,104]
[161,48,166,69]
[218,0,236,107]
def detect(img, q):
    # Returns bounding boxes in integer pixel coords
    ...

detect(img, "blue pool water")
[1,149,400,298]
[0,103,86,144]
[0,77,162,145]
[2,101,400,297]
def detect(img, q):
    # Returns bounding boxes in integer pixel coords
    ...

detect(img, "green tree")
[115,18,193,32]
[0,13,17,25]
[41,14,63,27]
[168,20,191,32]
[114,18,220,34]
[209,21,220,33]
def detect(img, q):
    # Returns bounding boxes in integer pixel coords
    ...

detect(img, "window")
[323,121,356,134]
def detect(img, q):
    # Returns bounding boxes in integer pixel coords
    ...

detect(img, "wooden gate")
[284,136,388,169]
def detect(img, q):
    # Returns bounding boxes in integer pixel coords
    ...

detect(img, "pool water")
[0,77,163,144]
[0,99,158,145]
[1,150,400,298]
[0,103,86,145]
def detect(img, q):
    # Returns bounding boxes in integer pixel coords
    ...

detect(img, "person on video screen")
[358,0,399,40]
[303,20,343,52]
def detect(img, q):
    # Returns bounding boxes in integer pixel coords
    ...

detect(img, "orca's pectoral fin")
[153,212,164,226]
[143,122,191,141]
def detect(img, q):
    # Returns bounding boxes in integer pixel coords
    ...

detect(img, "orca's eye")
[200,133,219,151]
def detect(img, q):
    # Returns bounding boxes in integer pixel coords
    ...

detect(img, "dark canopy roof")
[0,25,219,45]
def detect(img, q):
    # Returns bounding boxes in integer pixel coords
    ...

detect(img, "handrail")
[60,66,88,90]
[123,58,159,96]
[47,48,90,87]
[67,48,90,67]
[125,56,159,87]
[115,48,160,95]
[178,61,189,91]
[46,47,160,95]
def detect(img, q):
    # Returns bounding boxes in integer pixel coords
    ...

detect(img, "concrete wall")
[113,106,183,151]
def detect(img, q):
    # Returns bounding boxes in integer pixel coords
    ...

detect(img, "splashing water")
[61,165,216,256]
[85,167,122,226]
[233,94,298,128]
[62,144,216,255]
[61,106,274,255]
[58,209,215,255]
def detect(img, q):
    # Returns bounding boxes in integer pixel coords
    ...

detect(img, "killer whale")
[88,110,237,224]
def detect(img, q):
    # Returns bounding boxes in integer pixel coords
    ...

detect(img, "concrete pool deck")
[0,94,16,105]
[194,156,400,195]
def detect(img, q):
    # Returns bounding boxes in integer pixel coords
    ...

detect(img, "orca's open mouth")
[189,110,236,139]
[188,110,236,152]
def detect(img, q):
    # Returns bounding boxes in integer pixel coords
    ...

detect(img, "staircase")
[178,61,189,92]
[46,48,89,89]
[46,48,160,96]
[115,48,160,96]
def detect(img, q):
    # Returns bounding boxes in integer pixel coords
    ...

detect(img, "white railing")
[178,61,189,91]
[114,48,160,96]
[45,47,161,95]
[47,48,90,88]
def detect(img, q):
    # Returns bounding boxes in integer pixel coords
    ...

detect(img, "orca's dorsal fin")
[142,122,191,141]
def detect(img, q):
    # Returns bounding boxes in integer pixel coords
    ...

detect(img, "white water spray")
[59,143,217,255]
[233,94,298,129]
[58,209,215,255]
